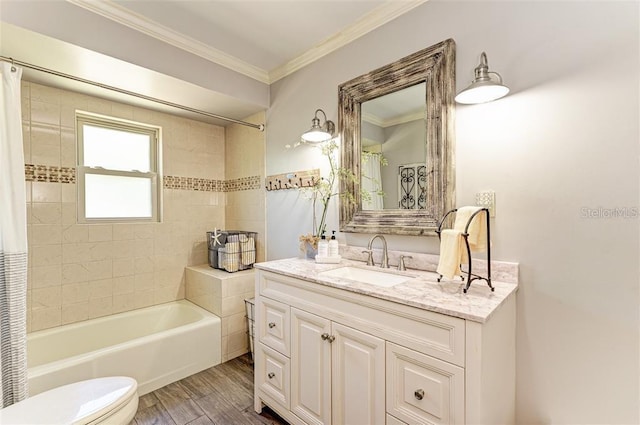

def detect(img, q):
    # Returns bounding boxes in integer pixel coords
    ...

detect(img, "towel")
[240,235,256,266]
[223,242,240,272]
[436,229,465,279]
[436,207,488,279]
[454,206,488,260]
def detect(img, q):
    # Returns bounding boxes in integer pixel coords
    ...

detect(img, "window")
[77,112,161,223]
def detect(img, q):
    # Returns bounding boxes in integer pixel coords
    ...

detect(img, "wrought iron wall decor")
[398,163,427,209]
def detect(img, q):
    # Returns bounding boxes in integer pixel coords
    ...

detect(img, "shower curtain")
[361,152,384,210]
[0,62,28,407]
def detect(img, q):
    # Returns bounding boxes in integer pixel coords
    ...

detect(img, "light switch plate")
[475,191,496,217]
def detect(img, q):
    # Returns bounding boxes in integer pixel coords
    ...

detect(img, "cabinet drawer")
[386,343,464,425]
[257,296,290,355]
[256,343,290,409]
[387,414,408,425]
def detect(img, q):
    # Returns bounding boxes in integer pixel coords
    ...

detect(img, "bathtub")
[27,300,221,396]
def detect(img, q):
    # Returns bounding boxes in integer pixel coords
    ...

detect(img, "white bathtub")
[27,300,221,396]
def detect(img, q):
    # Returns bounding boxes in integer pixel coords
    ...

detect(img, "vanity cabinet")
[254,268,516,425]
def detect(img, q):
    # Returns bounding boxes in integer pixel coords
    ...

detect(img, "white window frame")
[76,111,162,223]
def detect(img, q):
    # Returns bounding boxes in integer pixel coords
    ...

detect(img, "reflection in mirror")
[361,83,426,210]
[339,39,455,235]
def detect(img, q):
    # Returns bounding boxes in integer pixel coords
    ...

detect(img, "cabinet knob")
[268,372,275,379]
[268,322,276,328]
[321,333,335,343]
[414,389,425,400]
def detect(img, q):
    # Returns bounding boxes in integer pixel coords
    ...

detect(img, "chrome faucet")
[366,234,389,268]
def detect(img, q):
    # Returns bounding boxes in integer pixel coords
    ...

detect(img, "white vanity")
[253,256,517,425]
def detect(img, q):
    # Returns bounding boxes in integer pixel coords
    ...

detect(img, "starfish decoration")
[210,228,222,246]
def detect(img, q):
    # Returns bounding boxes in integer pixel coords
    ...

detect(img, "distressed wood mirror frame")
[338,38,456,235]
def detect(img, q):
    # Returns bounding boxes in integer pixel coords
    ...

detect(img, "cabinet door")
[332,322,385,425]
[291,308,332,425]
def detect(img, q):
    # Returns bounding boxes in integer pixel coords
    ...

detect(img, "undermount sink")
[318,266,414,288]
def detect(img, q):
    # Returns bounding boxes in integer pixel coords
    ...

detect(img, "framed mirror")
[338,38,455,235]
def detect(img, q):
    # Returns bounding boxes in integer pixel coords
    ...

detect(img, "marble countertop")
[255,257,518,323]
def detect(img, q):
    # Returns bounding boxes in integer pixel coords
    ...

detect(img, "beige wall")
[22,81,263,333]
[225,111,266,262]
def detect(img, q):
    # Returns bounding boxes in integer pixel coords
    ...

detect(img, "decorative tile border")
[25,164,76,183]
[162,175,261,192]
[163,175,225,192]
[23,164,260,193]
[225,176,261,191]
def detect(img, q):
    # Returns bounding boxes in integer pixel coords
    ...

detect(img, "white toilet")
[0,376,138,424]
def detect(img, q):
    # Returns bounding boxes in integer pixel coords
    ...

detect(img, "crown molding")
[269,0,429,83]
[66,0,270,84]
[66,0,428,85]
[383,111,425,127]
[363,111,424,128]
[361,137,382,149]
[362,112,386,128]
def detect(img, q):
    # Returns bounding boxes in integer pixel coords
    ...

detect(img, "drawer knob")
[268,322,276,328]
[321,333,335,343]
[268,372,275,379]
[414,389,425,400]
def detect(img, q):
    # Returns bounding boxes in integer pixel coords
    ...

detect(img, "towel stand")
[435,208,494,293]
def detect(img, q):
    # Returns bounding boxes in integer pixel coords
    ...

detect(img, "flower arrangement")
[298,139,357,255]
[295,138,387,258]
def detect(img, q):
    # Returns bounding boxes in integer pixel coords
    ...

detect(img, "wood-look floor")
[130,355,288,425]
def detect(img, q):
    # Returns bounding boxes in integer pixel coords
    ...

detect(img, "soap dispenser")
[329,230,339,257]
[317,231,329,258]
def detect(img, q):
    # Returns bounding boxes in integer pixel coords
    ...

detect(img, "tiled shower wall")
[22,81,264,332]
[225,111,266,264]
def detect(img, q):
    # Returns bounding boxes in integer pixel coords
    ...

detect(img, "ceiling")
[0,0,427,126]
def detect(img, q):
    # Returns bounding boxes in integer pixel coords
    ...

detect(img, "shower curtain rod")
[0,56,265,131]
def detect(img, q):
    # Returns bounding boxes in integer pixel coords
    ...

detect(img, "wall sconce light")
[455,52,509,104]
[301,109,335,143]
